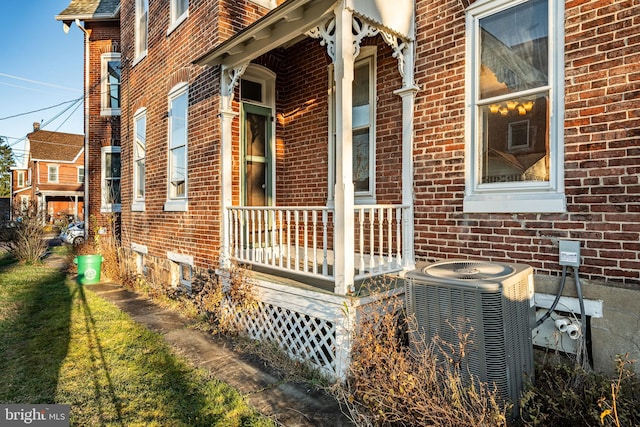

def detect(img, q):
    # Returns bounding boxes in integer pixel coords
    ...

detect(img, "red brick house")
[56,0,121,233]
[10,124,84,223]
[58,0,640,379]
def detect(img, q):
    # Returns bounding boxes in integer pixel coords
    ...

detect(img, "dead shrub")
[191,262,258,334]
[520,353,640,426]
[0,201,48,264]
[332,284,506,427]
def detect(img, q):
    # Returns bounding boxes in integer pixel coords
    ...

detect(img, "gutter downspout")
[75,19,90,238]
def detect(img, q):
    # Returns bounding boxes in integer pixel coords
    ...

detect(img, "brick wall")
[85,21,121,232]
[118,0,406,269]
[412,0,640,286]
[119,0,274,267]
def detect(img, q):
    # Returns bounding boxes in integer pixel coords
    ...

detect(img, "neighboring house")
[58,0,640,379]
[10,123,84,223]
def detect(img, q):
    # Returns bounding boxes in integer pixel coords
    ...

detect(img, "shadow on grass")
[74,282,261,426]
[0,253,72,403]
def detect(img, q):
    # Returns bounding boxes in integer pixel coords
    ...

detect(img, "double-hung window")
[464,0,565,213]
[328,46,377,203]
[168,0,188,34]
[135,0,148,62]
[78,167,85,184]
[101,53,121,115]
[133,109,146,211]
[101,146,121,212]
[48,165,59,183]
[17,171,25,187]
[165,84,188,211]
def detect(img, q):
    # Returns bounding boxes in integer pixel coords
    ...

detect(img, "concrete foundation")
[534,274,640,375]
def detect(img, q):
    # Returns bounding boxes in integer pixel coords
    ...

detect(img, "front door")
[242,103,272,207]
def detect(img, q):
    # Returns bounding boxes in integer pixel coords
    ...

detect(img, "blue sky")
[0,1,84,165]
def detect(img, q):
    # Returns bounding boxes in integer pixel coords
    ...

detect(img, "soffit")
[196,0,415,69]
[195,0,339,69]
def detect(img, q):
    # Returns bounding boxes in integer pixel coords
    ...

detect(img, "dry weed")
[332,287,506,427]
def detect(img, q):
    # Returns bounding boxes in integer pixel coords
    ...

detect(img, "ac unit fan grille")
[423,261,515,280]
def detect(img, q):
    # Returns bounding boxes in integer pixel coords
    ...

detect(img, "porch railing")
[227,205,409,283]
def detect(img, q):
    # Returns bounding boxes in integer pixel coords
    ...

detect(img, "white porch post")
[393,41,418,270]
[219,64,246,268]
[333,4,355,295]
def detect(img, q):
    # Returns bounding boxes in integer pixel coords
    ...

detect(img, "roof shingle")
[56,0,119,20]
[28,130,84,163]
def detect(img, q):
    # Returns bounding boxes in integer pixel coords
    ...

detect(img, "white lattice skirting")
[225,274,405,379]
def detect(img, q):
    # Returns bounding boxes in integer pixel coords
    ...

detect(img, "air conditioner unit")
[405,260,535,411]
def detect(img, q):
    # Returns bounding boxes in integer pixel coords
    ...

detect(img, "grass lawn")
[0,249,275,427]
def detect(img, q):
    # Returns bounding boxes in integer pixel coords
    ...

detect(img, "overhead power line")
[0,98,81,121]
[0,72,82,93]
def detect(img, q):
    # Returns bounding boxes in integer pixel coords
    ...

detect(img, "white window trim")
[167,0,189,35]
[48,165,59,183]
[77,166,85,184]
[132,108,146,212]
[248,0,277,9]
[17,171,25,187]
[463,0,565,213]
[327,46,377,206]
[165,83,189,212]
[134,0,148,64]
[101,52,121,116]
[167,251,193,290]
[101,146,122,213]
[132,243,148,275]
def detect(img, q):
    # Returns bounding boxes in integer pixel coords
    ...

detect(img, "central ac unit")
[405,259,535,411]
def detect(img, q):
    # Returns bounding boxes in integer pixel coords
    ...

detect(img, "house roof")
[27,130,84,163]
[194,0,414,69]
[55,0,120,22]
[195,0,338,69]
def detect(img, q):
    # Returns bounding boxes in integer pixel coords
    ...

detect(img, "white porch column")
[219,64,246,268]
[393,41,418,270]
[333,4,355,295]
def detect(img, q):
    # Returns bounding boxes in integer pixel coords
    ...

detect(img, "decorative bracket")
[221,62,249,110]
[308,15,409,79]
[379,30,408,79]
[352,16,379,58]
[306,18,336,61]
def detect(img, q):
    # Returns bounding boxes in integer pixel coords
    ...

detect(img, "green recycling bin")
[74,255,104,285]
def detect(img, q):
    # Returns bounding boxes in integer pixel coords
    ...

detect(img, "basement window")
[168,251,193,292]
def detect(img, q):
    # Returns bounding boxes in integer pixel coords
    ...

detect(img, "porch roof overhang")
[195,0,338,69]
[194,0,415,69]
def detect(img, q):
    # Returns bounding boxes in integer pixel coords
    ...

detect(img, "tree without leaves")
[0,137,15,197]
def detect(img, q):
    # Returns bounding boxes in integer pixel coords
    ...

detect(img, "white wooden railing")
[227,205,410,282]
